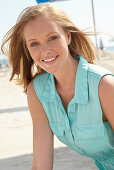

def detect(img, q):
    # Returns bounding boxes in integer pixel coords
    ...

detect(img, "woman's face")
[24,15,71,74]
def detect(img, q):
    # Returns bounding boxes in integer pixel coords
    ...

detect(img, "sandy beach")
[0,52,114,170]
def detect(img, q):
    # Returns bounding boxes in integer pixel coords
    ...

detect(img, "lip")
[42,55,59,65]
[42,55,58,61]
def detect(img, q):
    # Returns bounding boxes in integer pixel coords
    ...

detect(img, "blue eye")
[31,42,39,47]
[49,36,57,41]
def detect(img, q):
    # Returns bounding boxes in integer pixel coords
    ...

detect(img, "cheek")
[54,39,68,53]
[58,41,69,55]
[28,48,40,61]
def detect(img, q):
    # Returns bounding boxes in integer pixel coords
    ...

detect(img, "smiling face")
[23,15,71,74]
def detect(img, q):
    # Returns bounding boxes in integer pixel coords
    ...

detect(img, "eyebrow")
[27,32,58,43]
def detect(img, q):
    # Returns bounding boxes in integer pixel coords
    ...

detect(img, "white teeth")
[43,56,57,62]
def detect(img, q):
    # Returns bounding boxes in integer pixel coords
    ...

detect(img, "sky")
[0,0,114,51]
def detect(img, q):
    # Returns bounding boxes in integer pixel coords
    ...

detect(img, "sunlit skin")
[24,15,114,129]
[24,15,78,91]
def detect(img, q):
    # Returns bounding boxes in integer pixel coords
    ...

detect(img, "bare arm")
[99,75,114,131]
[27,81,54,170]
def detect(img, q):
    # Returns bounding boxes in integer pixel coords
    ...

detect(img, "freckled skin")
[24,15,73,74]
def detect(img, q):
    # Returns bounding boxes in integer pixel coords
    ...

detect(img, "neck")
[53,56,79,92]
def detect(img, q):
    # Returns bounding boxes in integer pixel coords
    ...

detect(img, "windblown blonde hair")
[1,3,96,93]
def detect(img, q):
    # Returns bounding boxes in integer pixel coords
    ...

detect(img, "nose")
[41,43,51,56]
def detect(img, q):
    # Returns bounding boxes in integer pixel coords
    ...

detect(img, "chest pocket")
[73,123,106,155]
[76,122,105,139]
[49,122,69,146]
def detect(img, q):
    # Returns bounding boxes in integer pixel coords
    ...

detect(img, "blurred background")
[0,0,114,170]
[0,0,114,67]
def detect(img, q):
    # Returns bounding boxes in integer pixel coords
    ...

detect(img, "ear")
[66,31,71,45]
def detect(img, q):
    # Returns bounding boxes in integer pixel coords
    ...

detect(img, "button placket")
[64,118,75,145]
[67,104,76,143]
[55,90,77,147]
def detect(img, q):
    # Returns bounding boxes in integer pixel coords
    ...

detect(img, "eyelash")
[49,36,58,41]
[30,36,58,47]
[30,42,39,47]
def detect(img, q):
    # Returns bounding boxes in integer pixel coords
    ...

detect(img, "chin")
[45,68,58,74]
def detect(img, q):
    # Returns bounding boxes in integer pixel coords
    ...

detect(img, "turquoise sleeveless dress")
[33,56,114,170]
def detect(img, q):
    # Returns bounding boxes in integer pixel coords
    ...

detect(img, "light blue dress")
[33,56,114,170]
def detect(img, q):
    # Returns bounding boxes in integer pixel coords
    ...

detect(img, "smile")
[43,56,56,62]
[42,55,58,64]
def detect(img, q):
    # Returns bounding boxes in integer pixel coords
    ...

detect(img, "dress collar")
[46,56,89,104]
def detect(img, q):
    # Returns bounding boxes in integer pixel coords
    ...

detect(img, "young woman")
[1,3,114,170]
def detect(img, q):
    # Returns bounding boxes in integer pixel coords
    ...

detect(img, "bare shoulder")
[27,80,38,105]
[98,75,114,130]
[27,80,49,123]
[27,80,43,120]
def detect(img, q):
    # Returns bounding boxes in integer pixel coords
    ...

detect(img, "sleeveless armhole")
[97,73,114,122]
[33,73,54,124]
[94,72,114,170]
[88,64,114,122]
[33,77,40,100]
[33,73,49,102]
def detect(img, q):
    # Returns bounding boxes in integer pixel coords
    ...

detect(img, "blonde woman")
[1,3,114,170]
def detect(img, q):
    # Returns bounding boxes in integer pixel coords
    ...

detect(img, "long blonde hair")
[1,3,96,93]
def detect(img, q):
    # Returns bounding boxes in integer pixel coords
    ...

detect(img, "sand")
[0,53,114,170]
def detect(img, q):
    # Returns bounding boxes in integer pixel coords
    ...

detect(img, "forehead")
[24,15,64,40]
